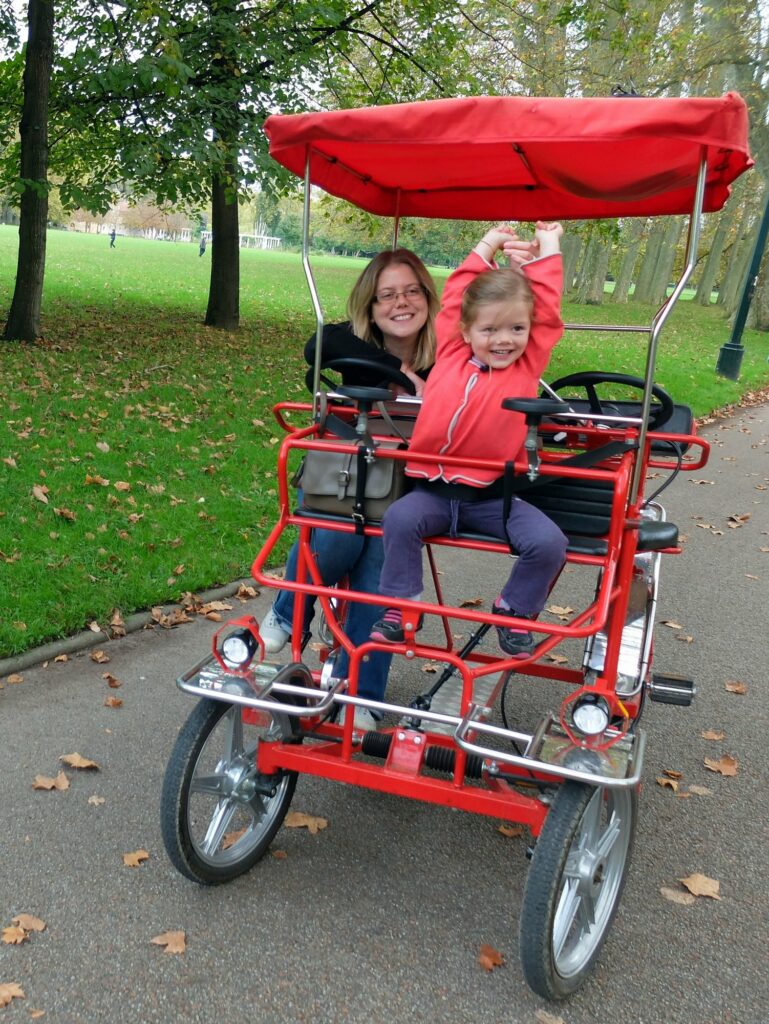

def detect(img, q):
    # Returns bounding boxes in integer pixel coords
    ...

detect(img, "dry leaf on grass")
[32,772,69,791]
[679,873,721,899]
[122,849,149,868]
[150,931,186,954]
[478,944,504,971]
[0,983,24,1007]
[704,754,738,777]
[284,811,328,835]
[660,886,696,906]
[60,753,99,770]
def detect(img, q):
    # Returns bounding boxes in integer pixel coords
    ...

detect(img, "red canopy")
[264,94,751,220]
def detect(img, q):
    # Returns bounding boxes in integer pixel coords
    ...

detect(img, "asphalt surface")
[1,403,767,1024]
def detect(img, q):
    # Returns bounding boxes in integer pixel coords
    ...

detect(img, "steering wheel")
[305,356,417,396]
[543,371,674,431]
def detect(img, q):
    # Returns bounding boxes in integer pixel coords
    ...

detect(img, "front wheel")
[161,698,297,884]
[519,782,637,1000]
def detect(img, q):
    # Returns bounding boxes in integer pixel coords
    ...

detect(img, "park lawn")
[1,229,768,657]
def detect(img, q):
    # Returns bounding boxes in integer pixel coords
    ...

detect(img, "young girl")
[371,223,568,658]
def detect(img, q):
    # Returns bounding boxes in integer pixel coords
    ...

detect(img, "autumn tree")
[3,0,53,342]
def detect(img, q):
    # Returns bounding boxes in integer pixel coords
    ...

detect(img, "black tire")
[519,781,637,1000]
[161,698,297,884]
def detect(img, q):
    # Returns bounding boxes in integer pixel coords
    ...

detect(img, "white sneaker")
[352,707,380,733]
[259,607,290,654]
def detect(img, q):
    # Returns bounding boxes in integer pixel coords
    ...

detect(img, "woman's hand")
[399,364,425,396]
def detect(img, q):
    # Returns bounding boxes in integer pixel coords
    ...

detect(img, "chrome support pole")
[302,150,325,417]
[629,153,708,502]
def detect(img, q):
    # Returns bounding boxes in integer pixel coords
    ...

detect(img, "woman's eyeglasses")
[373,285,426,305]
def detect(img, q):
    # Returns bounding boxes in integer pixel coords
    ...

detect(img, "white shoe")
[259,607,290,654]
[352,707,380,733]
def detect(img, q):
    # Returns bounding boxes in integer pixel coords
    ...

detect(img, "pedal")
[648,673,696,706]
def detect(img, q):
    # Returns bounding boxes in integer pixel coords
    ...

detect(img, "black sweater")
[304,322,430,391]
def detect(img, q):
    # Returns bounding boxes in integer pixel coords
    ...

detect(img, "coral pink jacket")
[406,251,563,487]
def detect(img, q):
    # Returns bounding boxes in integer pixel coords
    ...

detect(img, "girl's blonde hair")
[347,249,438,373]
[460,268,534,330]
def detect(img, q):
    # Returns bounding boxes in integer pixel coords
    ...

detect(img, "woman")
[260,248,438,731]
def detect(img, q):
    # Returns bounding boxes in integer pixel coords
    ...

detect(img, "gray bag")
[295,438,408,522]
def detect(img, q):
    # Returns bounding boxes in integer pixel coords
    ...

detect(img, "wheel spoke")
[553,878,581,961]
[189,772,228,797]
[594,809,621,862]
[247,792,269,821]
[200,799,238,855]
[580,789,603,844]
[221,707,244,760]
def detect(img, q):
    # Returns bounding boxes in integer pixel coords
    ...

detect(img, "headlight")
[571,694,610,736]
[221,628,258,668]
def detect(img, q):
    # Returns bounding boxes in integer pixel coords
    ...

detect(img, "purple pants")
[379,485,568,617]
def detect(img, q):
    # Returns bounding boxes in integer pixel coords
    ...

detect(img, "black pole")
[716,195,769,380]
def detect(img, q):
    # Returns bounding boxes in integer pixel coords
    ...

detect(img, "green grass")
[1,228,768,658]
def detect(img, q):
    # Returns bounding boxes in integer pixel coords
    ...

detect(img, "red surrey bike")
[160,94,751,1000]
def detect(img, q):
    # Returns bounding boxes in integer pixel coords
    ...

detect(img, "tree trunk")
[694,205,736,306]
[631,220,667,305]
[205,160,240,330]
[575,234,610,305]
[560,232,582,295]
[647,218,685,306]
[718,214,757,315]
[3,0,54,342]
[611,219,645,303]
[745,250,769,331]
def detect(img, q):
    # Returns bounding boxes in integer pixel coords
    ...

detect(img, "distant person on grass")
[199,234,207,257]
[109,227,116,248]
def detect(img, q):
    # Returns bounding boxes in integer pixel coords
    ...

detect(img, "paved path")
[1,404,767,1024]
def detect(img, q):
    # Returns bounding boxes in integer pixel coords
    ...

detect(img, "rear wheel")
[161,698,297,884]
[519,781,637,999]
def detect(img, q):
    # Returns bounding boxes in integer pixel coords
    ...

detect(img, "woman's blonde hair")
[347,249,438,373]
[460,268,534,330]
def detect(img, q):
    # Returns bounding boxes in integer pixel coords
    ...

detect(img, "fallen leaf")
[1,926,28,945]
[459,597,483,608]
[676,634,694,644]
[724,680,748,695]
[545,653,568,664]
[662,769,683,779]
[236,584,258,600]
[90,650,110,664]
[85,474,109,487]
[59,753,99,770]
[679,873,721,899]
[96,441,110,453]
[662,620,683,630]
[53,507,76,521]
[103,673,122,688]
[104,696,123,708]
[497,824,524,838]
[478,944,504,971]
[687,784,713,796]
[123,849,149,868]
[701,729,725,741]
[656,777,679,792]
[7,673,23,684]
[546,604,573,618]
[109,609,126,637]
[30,1009,45,1018]
[114,481,131,492]
[88,621,102,633]
[660,886,696,906]
[32,484,49,504]
[284,811,328,835]
[88,795,106,806]
[222,827,248,850]
[12,915,45,933]
[150,930,186,954]
[535,1011,566,1024]
[54,654,68,663]
[0,983,24,1007]
[704,754,738,777]
[32,772,69,791]
[272,850,288,860]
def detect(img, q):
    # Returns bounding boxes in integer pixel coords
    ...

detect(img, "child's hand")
[475,223,518,262]
[502,237,536,266]
[533,221,563,259]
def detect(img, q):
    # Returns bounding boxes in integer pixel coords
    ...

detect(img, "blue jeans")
[272,529,393,702]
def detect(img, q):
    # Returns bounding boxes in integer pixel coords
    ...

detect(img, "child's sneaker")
[259,607,291,654]
[493,601,537,658]
[370,608,423,643]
